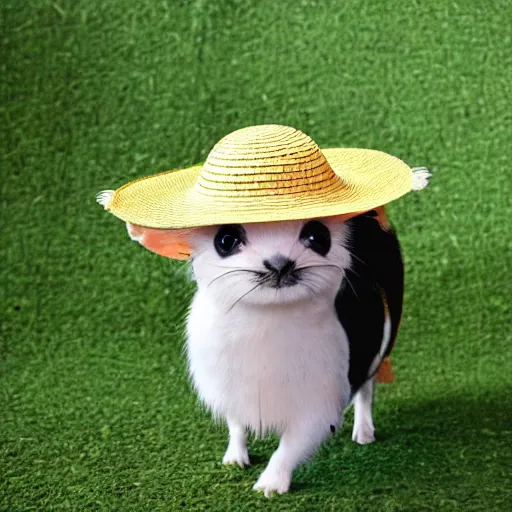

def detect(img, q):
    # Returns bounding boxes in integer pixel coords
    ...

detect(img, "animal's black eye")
[299,220,331,256]
[214,224,246,257]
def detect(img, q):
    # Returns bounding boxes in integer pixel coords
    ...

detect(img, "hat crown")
[197,125,340,197]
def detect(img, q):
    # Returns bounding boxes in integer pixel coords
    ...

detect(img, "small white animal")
[127,208,404,497]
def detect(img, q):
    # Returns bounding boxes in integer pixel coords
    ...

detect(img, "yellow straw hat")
[97,124,430,229]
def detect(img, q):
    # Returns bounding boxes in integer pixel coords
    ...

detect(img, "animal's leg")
[253,422,331,497]
[352,376,376,445]
[223,417,250,468]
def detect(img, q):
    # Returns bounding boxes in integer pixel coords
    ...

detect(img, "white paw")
[253,467,291,498]
[352,423,376,445]
[222,444,250,468]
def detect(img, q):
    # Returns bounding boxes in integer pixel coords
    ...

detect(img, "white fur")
[368,313,392,376]
[411,167,432,191]
[96,190,114,209]
[352,377,376,445]
[126,223,143,242]
[186,220,352,496]
[222,418,250,468]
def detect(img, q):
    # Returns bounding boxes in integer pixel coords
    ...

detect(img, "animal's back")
[335,210,404,395]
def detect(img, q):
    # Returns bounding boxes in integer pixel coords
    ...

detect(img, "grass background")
[1,0,511,510]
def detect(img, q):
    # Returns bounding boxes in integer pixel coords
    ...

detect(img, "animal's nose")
[263,255,296,276]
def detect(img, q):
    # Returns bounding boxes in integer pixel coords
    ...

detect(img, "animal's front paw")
[253,467,291,498]
[222,443,250,468]
[352,422,375,445]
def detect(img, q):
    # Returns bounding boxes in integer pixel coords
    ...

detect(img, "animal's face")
[190,219,351,308]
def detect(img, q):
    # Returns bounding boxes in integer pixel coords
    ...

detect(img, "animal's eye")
[299,220,331,256]
[214,225,246,257]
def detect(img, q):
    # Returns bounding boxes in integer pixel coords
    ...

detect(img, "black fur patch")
[335,211,404,395]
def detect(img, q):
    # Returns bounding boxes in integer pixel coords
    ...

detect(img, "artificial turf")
[1,0,511,510]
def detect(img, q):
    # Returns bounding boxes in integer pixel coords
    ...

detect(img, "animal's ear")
[126,223,192,260]
[372,206,390,230]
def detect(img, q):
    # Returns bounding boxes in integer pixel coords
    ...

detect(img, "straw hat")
[97,124,430,230]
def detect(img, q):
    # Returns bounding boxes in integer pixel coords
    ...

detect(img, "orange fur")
[376,357,395,383]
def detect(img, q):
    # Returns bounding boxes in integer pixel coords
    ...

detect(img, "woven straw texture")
[103,125,414,228]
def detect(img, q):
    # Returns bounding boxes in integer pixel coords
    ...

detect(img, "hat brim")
[100,148,414,229]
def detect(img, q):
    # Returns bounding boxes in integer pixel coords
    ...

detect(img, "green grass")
[1,0,511,510]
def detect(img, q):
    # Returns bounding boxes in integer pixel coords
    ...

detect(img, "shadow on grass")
[292,389,512,494]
